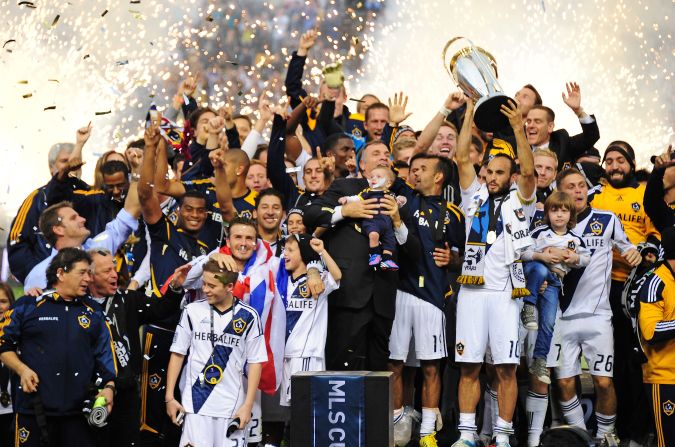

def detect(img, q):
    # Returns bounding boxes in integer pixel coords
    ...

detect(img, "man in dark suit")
[304,140,421,371]
[525,82,599,170]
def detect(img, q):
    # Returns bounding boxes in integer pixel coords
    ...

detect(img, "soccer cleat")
[369,253,382,266]
[451,439,477,447]
[419,432,439,447]
[520,303,538,330]
[380,259,399,270]
[529,357,551,384]
[393,408,413,446]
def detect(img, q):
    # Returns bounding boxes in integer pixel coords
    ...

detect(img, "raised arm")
[210,149,236,223]
[415,92,466,154]
[138,120,164,225]
[285,29,317,108]
[561,82,599,159]
[267,112,299,207]
[455,100,477,190]
[153,129,186,198]
[501,100,535,199]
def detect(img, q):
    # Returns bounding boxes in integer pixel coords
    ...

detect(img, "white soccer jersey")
[283,271,339,358]
[561,207,635,319]
[522,225,591,274]
[460,179,536,291]
[170,299,267,418]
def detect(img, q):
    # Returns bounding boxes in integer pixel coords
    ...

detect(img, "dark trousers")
[13,413,95,447]
[326,299,393,371]
[610,280,649,441]
[93,385,140,447]
[0,413,12,447]
[646,383,675,447]
[362,215,396,254]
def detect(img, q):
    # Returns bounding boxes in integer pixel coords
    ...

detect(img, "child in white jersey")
[279,233,341,406]
[165,260,267,447]
[521,191,590,383]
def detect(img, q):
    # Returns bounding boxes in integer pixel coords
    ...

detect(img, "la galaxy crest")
[78,314,91,329]
[664,399,674,417]
[149,373,161,390]
[631,202,641,212]
[232,318,247,334]
[455,341,465,356]
[590,220,603,235]
[18,427,29,443]
[299,282,310,298]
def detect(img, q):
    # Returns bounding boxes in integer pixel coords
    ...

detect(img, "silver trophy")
[442,37,512,132]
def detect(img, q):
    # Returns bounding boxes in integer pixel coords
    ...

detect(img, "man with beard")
[254,189,285,256]
[0,248,117,447]
[388,153,464,446]
[590,141,660,446]
[452,99,536,447]
[304,140,421,372]
[85,249,185,447]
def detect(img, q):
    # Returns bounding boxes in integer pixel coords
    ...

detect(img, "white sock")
[479,389,493,436]
[560,396,586,429]
[420,407,438,436]
[458,412,477,441]
[595,412,616,437]
[493,416,513,444]
[526,391,549,447]
[393,406,404,423]
[489,388,499,434]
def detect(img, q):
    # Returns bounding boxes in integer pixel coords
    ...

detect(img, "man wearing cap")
[576,147,602,165]
[636,225,675,447]
[591,140,661,445]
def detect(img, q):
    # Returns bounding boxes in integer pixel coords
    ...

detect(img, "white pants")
[555,314,614,379]
[280,356,325,406]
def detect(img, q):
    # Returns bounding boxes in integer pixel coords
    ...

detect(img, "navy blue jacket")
[0,292,117,416]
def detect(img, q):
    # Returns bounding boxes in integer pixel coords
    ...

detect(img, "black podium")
[291,371,393,446]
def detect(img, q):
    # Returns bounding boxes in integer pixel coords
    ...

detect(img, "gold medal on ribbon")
[203,363,223,385]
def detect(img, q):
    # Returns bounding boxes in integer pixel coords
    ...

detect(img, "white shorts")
[389,290,447,361]
[180,413,247,447]
[455,288,520,365]
[555,314,614,379]
[280,356,325,407]
[521,307,563,369]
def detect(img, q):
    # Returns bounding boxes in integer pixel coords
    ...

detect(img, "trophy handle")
[442,36,471,78]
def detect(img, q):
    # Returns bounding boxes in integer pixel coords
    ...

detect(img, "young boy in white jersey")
[521,191,590,383]
[165,260,267,447]
[279,233,341,406]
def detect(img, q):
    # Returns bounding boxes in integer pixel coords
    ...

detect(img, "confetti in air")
[355,0,672,165]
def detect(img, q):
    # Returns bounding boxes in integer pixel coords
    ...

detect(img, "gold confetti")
[22,93,32,98]
[95,110,112,115]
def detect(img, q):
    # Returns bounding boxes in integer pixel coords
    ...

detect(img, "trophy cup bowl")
[442,37,513,132]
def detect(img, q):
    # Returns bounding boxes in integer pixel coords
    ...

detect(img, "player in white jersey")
[279,234,341,406]
[165,260,267,447]
[549,169,640,445]
[453,99,537,447]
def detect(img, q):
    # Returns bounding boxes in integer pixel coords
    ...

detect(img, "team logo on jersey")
[149,373,161,390]
[238,210,253,220]
[514,208,526,222]
[298,282,311,298]
[505,223,512,235]
[352,128,362,138]
[78,314,91,329]
[631,202,641,212]
[590,220,603,235]
[568,241,576,250]
[18,427,29,443]
[455,342,465,356]
[664,400,674,416]
[232,318,247,334]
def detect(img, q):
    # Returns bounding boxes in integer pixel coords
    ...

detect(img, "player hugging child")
[521,191,590,383]
[278,234,341,406]
[338,165,404,270]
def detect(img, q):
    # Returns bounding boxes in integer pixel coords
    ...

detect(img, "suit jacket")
[546,115,600,170]
[303,177,421,319]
